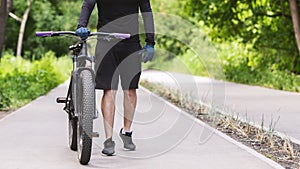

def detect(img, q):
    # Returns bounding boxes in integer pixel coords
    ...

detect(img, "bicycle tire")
[68,118,78,151]
[69,77,78,151]
[76,70,94,165]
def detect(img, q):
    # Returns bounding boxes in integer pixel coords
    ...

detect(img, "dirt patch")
[141,80,300,169]
[0,111,12,120]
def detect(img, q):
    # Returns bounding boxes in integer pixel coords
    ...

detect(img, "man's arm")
[77,0,96,28]
[139,0,155,46]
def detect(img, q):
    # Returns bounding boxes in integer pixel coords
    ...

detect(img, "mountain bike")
[36,31,130,165]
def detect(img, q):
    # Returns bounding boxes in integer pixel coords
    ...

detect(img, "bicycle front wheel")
[76,70,95,165]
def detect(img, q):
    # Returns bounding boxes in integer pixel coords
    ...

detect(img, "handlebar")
[35,31,131,40]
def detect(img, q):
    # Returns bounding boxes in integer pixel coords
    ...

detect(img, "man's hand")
[75,27,90,40]
[139,45,154,63]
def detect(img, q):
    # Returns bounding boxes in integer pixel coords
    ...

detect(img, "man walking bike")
[76,0,155,156]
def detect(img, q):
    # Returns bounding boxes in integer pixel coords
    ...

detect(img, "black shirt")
[78,0,155,45]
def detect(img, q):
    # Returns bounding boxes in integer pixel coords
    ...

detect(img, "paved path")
[0,81,282,169]
[141,70,300,144]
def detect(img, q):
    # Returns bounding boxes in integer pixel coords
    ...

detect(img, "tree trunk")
[0,0,8,57]
[289,0,300,55]
[16,0,30,57]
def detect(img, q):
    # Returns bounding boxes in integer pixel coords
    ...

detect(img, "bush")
[219,42,300,92]
[0,52,72,110]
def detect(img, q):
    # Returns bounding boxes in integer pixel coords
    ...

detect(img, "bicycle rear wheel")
[68,78,77,151]
[68,117,77,151]
[76,70,95,165]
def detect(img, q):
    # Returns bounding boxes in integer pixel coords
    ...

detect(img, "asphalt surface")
[141,70,300,143]
[0,80,283,169]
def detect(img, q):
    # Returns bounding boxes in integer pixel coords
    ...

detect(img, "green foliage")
[184,0,300,73]
[149,0,190,58]
[5,0,98,58]
[219,42,300,92]
[0,52,72,110]
[144,0,220,78]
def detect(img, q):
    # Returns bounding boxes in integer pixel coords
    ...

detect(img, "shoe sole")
[101,152,116,157]
[122,147,136,151]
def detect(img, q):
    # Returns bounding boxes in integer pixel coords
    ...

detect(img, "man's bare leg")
[101,90,117,139]
[123,89,137,131]
[119,89,137,151]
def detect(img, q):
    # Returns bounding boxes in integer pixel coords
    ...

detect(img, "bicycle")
[36,31,130,165]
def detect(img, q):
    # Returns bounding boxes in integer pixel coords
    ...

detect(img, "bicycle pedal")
[92,132,100,138]
[56,97,67,103]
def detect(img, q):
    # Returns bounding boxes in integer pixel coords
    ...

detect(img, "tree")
[289,0,300,56]
[3,0,98,58]
[12,0,31,57]
[184,0,300,73]
[0,0,12,57]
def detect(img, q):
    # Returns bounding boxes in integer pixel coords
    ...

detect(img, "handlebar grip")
[112,33,130,39]
[36,31,53,37]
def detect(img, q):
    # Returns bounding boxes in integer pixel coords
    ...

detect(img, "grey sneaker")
[102,137,115,156]
[119,128,136,151]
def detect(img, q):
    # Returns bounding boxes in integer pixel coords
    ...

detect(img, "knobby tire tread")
[77,70,94,165]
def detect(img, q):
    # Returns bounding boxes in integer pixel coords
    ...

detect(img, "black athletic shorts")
[94,41,142,90]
